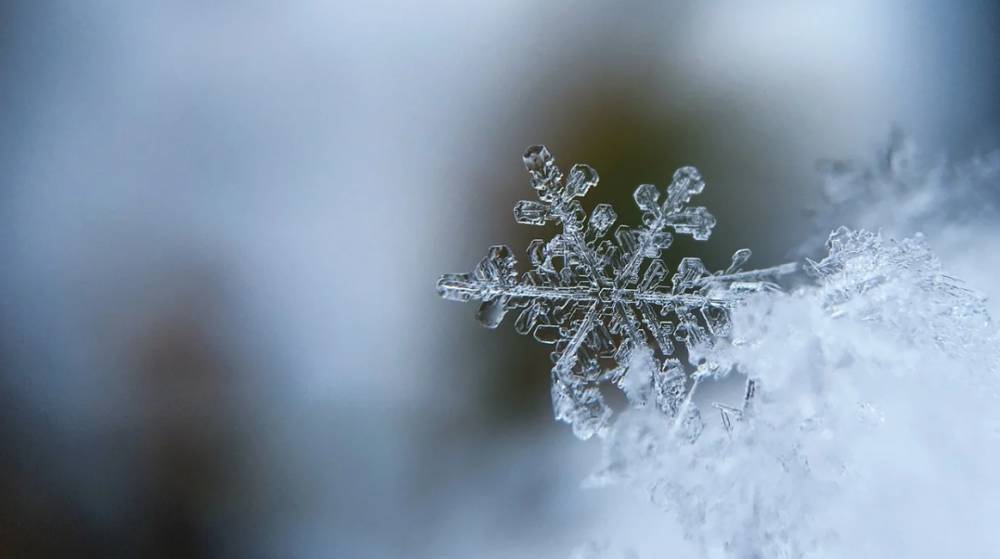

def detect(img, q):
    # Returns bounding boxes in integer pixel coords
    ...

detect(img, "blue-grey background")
[1,2,997,557]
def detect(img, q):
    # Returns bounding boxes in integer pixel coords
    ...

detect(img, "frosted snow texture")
[808,227,992,357]
[591,227,1000,558]
[438,145,797,439]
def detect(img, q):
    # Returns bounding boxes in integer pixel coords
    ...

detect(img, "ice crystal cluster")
[807,227,992,360]
[438,144,1000,558]
[437,145,796,439]
[590,226,999,557]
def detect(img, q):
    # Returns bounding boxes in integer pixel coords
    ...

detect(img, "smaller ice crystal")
[807,227,993,360]
[438,146,797,439]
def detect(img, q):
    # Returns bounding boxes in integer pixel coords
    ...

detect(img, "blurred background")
[1,2,998,557]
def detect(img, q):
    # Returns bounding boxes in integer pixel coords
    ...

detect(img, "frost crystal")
[437,145,797,439]
[807,227,993,360]
[591,227,1000,558]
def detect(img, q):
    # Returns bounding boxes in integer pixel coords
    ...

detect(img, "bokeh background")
[1,2,998,557]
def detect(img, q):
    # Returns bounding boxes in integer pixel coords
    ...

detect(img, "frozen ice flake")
[666,166,706,209]
[438,146,797,438]
[589,203,617,237]
[566,163,599,198]
[634,183,660,211]
[513,200,550,225]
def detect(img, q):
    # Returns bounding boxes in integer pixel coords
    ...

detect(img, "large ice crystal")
[438,144,1000,558]
[437,145,796,439]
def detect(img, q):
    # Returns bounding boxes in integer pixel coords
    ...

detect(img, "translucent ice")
[437,146,797,438]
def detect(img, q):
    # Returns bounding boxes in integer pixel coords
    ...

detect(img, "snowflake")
[437,145,797,439]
